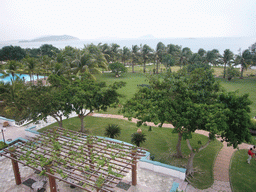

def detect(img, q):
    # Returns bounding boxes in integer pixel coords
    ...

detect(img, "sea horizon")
[0,36,255,55]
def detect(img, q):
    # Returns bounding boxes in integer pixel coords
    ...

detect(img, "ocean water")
[0,37,256,54]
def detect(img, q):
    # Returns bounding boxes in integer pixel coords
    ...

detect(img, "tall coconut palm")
[178,47,192,68]
[156,42,166,74]
[206,49,220,66]
[110,43,121,63]
[131,45,140,73]
[4,60,22,82]
[142,44,153,73]
[222,49,234,79]
[22,56,37,82]
[121,46,131,66]
[235,49,252,78]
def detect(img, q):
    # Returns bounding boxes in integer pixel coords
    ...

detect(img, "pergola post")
[47,167,57,192]
[131,151,137,186]
[88,143,93,169]
[10,154,21,185]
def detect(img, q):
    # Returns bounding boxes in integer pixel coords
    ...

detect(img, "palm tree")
[142,44,153,73]
[131,45,140,73]
[121,46,131,66]
[131,132,146,147]
[178,47,192,68]
[235,49,252,78]
[4,60,22,82]
[206,49,220,66]
[104,124,121,138]
[156,42,166,74]
[22,56,37,82]
[222,49,234,79]
[110,43,121,63]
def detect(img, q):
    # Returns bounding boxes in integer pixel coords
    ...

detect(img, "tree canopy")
[122,67,252,176]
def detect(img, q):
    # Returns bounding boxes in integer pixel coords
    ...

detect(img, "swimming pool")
[0,74,44,83]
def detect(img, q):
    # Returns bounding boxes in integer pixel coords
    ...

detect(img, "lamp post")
[1,128,6,144]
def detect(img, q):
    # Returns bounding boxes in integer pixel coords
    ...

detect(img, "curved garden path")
[92,113,253,192]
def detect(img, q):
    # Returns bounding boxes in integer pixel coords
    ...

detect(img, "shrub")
[131,132,146,147]
[104,124,121,139]
[250,118,256,130]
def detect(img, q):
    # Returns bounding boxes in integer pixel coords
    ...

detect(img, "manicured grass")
[38,116,222,189]
[188,140,223,189]
[230,149,256,192]
[217,77,256,116]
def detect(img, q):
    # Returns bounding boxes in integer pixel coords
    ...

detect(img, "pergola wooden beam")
[0,127,146,192]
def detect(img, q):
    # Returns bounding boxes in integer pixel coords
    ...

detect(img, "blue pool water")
[0,74,44,83]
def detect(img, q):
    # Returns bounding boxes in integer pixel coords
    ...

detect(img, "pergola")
[0,127,146,192]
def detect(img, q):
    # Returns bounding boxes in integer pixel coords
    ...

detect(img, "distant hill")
[19,35,79,43]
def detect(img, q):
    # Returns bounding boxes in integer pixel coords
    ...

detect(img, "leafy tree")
[109,62,127,77]
[162,54,175,71]
[122,68,251,176]
[70,74,126,132]
[39,44,59,57]
[0,45,26,61]
[104,124,121,138]
[197,48,207,59]
[131,132,146,147]
[222,49,234,79]
[24,75,72,127]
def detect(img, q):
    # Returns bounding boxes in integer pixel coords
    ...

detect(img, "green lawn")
[230,149,256,192]
[95,69,256,117]
[217,77,256,116]
[38,116,222,189]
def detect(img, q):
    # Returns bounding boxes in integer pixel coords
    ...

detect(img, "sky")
[0,0,256,41]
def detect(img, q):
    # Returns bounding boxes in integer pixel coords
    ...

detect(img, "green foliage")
[104,124,121,138]
[109,62,127,77]
[0,45,26,61]
[39,44,60,57]
[131,132,146,147]
[218,92,252,148]
[225,67,239,80]
[186,62,211,73]
[250,118,256,130]
[0,141,8,150]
